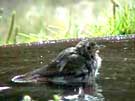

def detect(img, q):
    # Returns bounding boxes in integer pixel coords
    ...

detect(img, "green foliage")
[108,4,135,35]
[1,2,135,45]
[91,3,135,36]
[5,11,18,44]
[53,94,61,101]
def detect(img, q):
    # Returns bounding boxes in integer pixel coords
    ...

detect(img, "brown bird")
[12,40,102,86]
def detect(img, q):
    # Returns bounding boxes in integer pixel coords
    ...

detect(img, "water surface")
[0,38,135,101]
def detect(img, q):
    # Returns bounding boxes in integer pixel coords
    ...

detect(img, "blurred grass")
[1,1,135,45]
[106,4,135,35]
[88,3,135,37]
[5,11,16,44]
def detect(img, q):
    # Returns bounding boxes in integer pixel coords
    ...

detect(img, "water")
[0,38,135,101]
[100,39,135,101]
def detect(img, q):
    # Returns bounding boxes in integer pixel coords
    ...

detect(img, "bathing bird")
[12,39,102,86]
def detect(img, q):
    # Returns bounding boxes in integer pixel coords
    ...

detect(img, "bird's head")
[76,40,99,58]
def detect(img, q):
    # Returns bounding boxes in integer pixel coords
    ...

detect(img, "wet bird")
[12,40,102,86]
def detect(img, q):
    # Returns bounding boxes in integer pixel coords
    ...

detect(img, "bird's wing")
[52,47,77,72]
[27,47,77,76]
[54,47,77,61]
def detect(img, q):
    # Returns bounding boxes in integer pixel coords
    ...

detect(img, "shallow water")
[0,37,135,101]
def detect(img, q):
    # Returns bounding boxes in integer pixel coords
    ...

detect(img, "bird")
[12,39,102,86]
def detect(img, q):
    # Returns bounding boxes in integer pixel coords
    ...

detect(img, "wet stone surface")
[0,36,135,101]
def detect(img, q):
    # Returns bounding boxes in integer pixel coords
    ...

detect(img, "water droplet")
[40,61,43,64]
[123,47,128,50]
[124,58,128,61]
[104,77,110,80]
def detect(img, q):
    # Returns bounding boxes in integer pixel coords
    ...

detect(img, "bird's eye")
[87,46,91,50]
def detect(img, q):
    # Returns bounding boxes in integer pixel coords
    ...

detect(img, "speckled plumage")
[12,40,102,85]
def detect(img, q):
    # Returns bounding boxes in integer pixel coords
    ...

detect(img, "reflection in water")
[0,38,135,100]
[19,83,104,101]
[46,82,104,101]
[59,83,104,101]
